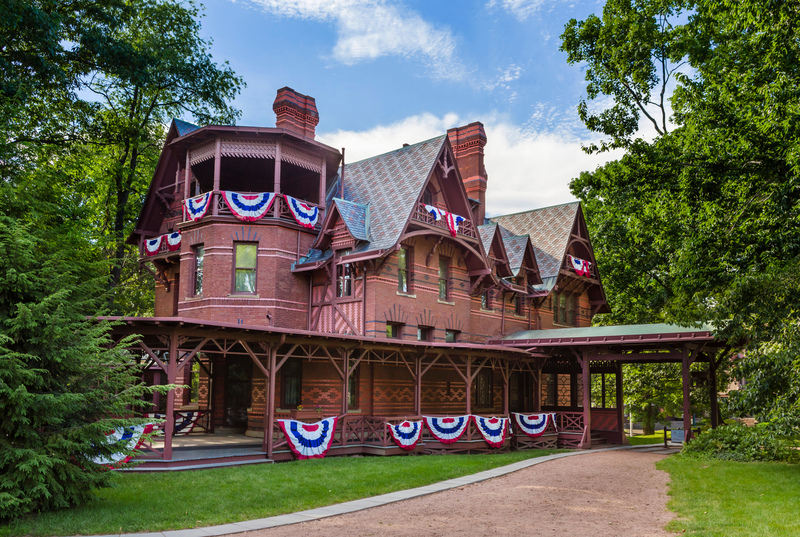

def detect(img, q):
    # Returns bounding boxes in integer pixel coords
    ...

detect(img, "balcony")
[411,202,477,239]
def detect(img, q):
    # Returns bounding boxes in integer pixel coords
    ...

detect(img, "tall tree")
[563,0,800,433]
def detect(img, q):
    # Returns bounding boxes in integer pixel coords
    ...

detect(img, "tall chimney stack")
[273,87,320,139]
[447,122,487,224]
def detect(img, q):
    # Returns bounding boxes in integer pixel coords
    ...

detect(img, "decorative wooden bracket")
[142,261,171,292]
[426,236,444,266]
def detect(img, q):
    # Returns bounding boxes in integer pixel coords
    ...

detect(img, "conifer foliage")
[0,217,152,520]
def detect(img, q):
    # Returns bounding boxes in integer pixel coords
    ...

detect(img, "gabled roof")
[491,201,580,281]
[477,223,513,278]
[334,198,370,241]
[502,234,541,282]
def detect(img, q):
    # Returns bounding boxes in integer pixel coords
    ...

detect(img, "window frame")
[347,363,360,410]
[397,246,413,294]
[192,244,205,296]
[232,242,258,294]
[417,325,433,342]
[386,322,403,339]
[281,358,302,409]
[438,255,450,301]
[445,329,459,343]
[473,367,493,409]
[336,249,353,298]
[481,289,492,310]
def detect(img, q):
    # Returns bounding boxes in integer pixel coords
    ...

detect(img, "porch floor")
[128,432,271,471]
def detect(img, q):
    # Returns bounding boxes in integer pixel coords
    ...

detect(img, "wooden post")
[616,361,624,443]
[212,137,221,216]
[261,345,274,452]
[502,361,509,416]
[266,346,277,459]
[342,348,349,415]
[465,357,472,414]
[709,353,719,429]
[534,362,542,412]
[319,157,326,207]
[273,142,282,218]
[682,345,693,441]
[184,152,191,201]
[581,351,591,449]
[164,331,178,460]
[414,353,422,416]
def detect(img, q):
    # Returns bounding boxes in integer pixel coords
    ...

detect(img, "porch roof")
[494,323,718,347]
[102,316,530,356]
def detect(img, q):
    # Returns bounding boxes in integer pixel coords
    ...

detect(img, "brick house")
[121,87,721,466]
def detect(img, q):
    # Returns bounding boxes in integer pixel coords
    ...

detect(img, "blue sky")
[200,0,624,215]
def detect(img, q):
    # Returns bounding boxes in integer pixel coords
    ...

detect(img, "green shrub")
[681,423,796,462]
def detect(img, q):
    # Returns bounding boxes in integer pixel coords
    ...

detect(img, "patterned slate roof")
[333,198,370,241]
[478,223,497,255]
[490,202,579,281]
[173,118,199,136]
[334,135,446,255]
[502,235,529,274]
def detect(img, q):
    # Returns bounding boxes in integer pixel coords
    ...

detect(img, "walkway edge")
[87,445,665,537]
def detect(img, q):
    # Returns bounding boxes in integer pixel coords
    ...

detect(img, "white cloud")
[242,0,464,79]
[487,0,549,21]
[318,112,623,216]
[482,64,523,93]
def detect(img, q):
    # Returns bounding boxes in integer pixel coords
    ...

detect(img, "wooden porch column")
[212,137,221,216]
[502,360,509,416]
[681,345,693,441]
[184,152,191,201]
[341,349,349,415]
[465,357,472,414]
[414,353,422,416]
[260,343,271,454]
[164,331,178,460]
[709,353,719,429]
[581,351,591,449]
[319,157,326,207]
[616,361,624,443]
[273,142,282,218]
[266,345,277,458]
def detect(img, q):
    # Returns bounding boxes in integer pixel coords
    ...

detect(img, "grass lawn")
[628,431,670,445]
[659,456,800,536]
[2,449,565,537]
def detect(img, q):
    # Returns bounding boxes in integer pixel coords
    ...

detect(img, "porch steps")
[126,451,272,472]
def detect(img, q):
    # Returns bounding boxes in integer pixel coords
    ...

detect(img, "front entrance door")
[224,356,252,428]
[509,371,533,413]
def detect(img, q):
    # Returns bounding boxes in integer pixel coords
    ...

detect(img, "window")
[417,325,433,342]
[474,368,493,408]
[234,242,257,293]
[348,363,360,410]
[553,293,576,326]
[438,256,450,300]
[445,329,459,343]
[591,373,617,408]
[336,249,352,297]
[281,359,302,409]
[481,289,491,309]
[397,246,412,293]
[386,322,403,338]
[421,185,435,206]
[541,373,556,407]
[514,295,524,316]
[193,245,204,296]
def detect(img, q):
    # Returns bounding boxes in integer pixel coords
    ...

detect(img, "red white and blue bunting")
[277,417,338,459]
[146,411,203,436]
[386,420,423,450]
[183,192,212,222]
[568,254,592,277]
[166,231,181,251]
[222,191,277,222]
[145,235,163,256]
[473,416,508,448]
[284,194,319,228]
[423,415,471,444]
[91,423,155,466]
[513,412,554,438]
[423,205,464,237]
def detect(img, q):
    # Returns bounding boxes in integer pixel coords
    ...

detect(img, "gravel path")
[238,450,677,537]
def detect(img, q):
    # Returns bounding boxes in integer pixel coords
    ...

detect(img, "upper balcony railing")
[139,191,323,260]
[411,202,477,239]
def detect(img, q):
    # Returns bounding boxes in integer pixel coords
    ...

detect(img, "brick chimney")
[273,87,320,139]
[447,122,487,224]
